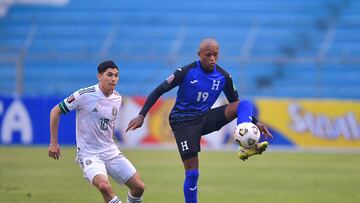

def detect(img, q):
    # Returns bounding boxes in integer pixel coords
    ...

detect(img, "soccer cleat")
[237,141,269,161]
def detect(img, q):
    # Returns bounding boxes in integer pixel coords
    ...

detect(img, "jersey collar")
[96,83,113,98]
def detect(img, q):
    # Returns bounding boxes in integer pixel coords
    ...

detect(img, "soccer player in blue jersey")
[126,38,272,203]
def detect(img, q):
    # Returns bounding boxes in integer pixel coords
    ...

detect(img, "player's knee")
[137,182,145,195]
[96,180,112,194]
[131,181,145,197]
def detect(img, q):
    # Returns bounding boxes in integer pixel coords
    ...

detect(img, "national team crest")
[112,106,117,116]
[86,160,92,165]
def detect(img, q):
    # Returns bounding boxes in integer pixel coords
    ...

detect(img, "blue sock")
[183,169,199,203]
[237,100,253,124]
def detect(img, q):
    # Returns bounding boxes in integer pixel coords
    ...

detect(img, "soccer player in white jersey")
[49,60,145,203]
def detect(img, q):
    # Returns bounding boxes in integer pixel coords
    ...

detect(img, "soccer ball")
[233,122,260,149]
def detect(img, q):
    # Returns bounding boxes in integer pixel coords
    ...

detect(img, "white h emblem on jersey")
[181,141,189,151]
[211,80,221,90]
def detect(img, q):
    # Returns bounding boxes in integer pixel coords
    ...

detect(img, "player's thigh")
[201,105,233,135]
[77,155,108,184]
[106,154,137,185]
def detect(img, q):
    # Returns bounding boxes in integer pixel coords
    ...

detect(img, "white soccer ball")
[233,122,260,149]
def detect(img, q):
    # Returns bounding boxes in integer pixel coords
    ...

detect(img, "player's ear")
[197,51,201,57]
[97,73,102,81]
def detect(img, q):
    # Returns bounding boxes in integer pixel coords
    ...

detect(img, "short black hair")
[97,60,118,74]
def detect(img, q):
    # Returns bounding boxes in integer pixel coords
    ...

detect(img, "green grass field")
[1,147,360,203]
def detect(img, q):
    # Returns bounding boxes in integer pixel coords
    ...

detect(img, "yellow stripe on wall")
[256,99,360,148]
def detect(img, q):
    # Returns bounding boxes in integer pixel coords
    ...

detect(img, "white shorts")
[76,153,136,185]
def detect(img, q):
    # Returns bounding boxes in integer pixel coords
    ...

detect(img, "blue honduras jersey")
[140,61,239,122]
[159,61,239,122]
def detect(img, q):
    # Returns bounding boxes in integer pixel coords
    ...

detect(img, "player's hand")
[48,143,61,160]
[256,121,273,139]
[126,115,145,132]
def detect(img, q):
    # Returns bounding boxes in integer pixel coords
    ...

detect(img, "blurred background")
[0,0,359,149]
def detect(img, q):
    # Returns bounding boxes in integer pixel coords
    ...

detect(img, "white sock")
[109,195,121,203]
[127,192,143,203]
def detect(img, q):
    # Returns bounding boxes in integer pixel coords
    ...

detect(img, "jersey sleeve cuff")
[58,101,70,114]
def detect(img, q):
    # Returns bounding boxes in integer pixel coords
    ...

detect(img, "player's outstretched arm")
[255,121,273,139]
[126,69,179,133]
[49,105,62,160]
[126,115,145,132]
